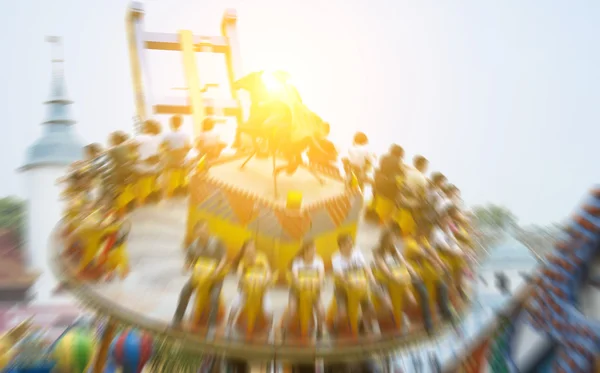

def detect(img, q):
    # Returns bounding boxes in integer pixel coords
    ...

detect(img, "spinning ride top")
[186,154,363,278]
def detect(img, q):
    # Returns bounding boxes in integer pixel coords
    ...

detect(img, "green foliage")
[0,196,26,245]
[471,204,518,230]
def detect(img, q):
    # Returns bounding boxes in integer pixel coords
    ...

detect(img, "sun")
[261,70,286,95]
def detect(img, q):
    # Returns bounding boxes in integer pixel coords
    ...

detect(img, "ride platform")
[53,197,478,367]
[186,156,363,274]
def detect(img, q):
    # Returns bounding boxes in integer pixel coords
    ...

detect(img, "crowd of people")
[59,115,227,281]
[61,115,478,340]
[62,115,226,211]
[171,130,477,339]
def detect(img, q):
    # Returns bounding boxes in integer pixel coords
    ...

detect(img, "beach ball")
[110,329,153,373]
[53,328,96,373]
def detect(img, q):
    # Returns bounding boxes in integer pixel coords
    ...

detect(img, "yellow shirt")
[238,252,270,274]
[403,237,422,259]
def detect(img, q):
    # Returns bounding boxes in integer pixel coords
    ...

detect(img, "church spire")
[20,37,82,170]
[43,36,75,125]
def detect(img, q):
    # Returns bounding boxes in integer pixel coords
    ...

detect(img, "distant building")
[18,38,83,303]
[0,38,86,343]
[0,228,82,341]
[0,303,81,341]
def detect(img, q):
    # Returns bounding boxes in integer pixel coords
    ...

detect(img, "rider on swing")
[331,234,385,335]
[279,240,326,338]
[341,132,376,188]
[172,220,227,328]
[226,239,273,327]
[372,228,418,306]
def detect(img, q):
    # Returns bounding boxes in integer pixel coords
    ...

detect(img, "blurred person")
[404,218,452,329]
[186,118,226,162]
[161,115,190,190]
[447,205,476,257]
[444,184,465,211]
[183,220,226,271]
[134,119,162,174]
[279,240,326,338]
[431,206,467,298]
[398,155,429,229]
[173,220,227,328]
[425,172,450,221]
[84,143,104,163]
[383,144,405,172]
[226,239,273,327]
[82,143,106,200]
[61,143,106,202]
[430,207,461,254]
[331,234,379,334]
[340,132,376,187]
[373,144,405,200]
[104,131,137,199]
[162,115,191,151]
[405,155,429,198]
[372,228,417,306]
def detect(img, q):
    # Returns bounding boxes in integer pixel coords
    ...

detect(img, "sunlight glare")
[261,70,285,95]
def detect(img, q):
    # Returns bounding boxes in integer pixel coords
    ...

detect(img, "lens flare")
[261,71,285,95]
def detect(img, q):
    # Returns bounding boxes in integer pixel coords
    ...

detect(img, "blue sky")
[0,0,599,225]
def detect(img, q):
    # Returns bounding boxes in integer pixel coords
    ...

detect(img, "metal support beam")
[126,3,149,123]
[92,318,117,373]
[179,30,206,137]
[125,3,244,138]
[221,9,245,144]
[144,32,229,52]
[221,9,244,86]
[152,97,239,116]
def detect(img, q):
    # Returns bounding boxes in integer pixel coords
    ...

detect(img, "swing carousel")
[46,3,489,372]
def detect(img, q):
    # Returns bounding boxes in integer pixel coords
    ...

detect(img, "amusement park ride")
[44,3,479,372]
[2,1,599,373]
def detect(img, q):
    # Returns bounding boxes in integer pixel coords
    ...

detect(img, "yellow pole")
[126,7,147,121]
[93,318,117,373]
[179,30,206,138]
[221,10,244,145]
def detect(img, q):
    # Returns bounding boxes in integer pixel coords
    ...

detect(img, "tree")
[514,224,560,258]
[0,196,26,246]
[471,204,518,230]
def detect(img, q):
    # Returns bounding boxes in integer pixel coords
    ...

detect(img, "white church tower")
[19,37,83,302]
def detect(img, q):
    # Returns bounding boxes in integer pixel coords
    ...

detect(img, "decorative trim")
[197,157,361,215]
[221,188,259,226]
